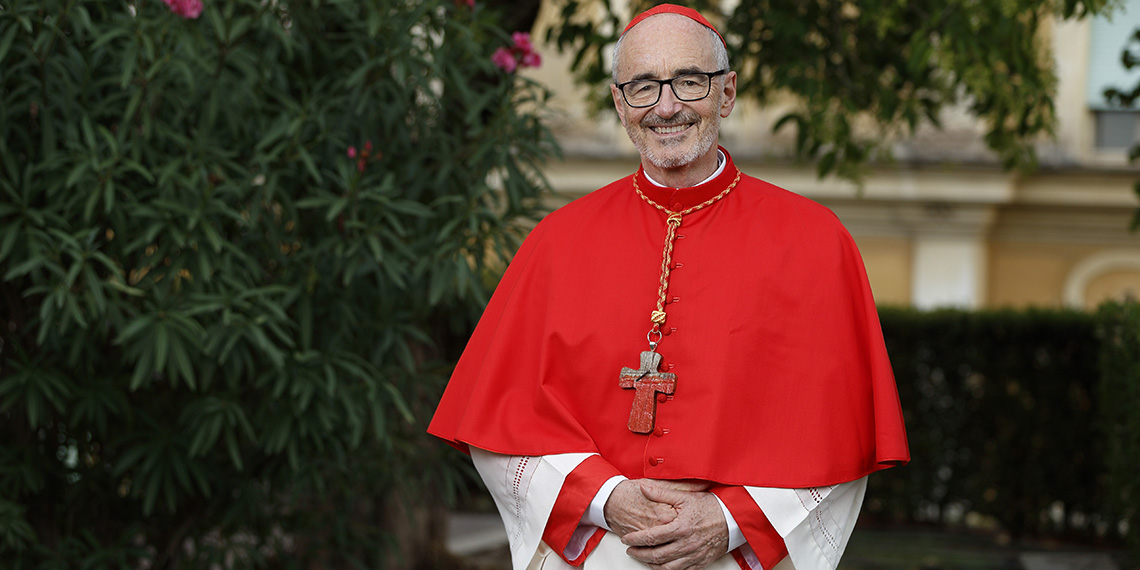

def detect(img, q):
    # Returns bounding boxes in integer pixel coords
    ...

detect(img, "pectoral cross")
[619,350,676,434]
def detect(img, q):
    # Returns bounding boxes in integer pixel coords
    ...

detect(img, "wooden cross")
[618,351,677,434]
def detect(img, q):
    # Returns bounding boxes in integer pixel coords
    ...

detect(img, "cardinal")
[428,4,909,569]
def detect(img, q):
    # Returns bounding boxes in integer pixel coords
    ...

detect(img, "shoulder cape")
[428,149,909,488]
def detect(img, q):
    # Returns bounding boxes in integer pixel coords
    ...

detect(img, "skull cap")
[622,4,726,47]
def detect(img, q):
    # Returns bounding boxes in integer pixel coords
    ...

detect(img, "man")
[428,4,909,569]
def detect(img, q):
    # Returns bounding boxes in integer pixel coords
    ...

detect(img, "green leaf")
[80,116,97,150]
[169,336,196,390]
[0,223,20,262]
[82,183,101,222]
[3,255,43,280]
[228,16,252,42]
[65,161,91,189]
[153,321,170,374]
[297,147,323,183]
[224,429,244,471]
[106,278,145,297]
[0,23,19,67]
[142,472,161,516]
[189,415,222,457]
[324,196,348,223]
[381,381,413,424]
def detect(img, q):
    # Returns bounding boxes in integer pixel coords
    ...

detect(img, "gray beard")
[627,112,721,171]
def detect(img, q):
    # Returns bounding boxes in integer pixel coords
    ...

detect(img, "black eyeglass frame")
[615,69,729,108]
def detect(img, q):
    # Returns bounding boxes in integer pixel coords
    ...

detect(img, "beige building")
[525,1,1140,310]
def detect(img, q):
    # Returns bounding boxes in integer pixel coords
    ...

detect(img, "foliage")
[0,0,556,568]
[1095,300,1140,560]
[870,307,1109,541]
[868,305,1140,558]
[544,0,1115,181]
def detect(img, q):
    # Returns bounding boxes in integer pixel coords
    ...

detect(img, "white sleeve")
[472,447,867,570]
[584,475,627,531]
[740,477,868,570]
[469,448,594,570]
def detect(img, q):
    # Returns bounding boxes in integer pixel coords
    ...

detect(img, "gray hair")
[611,23,729,82]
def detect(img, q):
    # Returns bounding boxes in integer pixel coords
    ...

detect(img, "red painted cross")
[618,350,677,434]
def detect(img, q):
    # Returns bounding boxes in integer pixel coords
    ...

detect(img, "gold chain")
[633,169,741,344]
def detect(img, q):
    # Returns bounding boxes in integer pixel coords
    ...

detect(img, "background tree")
[0,0,554,568]
[545,0,1115,181]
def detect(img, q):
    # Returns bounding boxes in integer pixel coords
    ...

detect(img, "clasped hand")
[603,479,729,570]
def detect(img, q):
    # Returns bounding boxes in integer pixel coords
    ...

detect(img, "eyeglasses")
[616,70,728,108]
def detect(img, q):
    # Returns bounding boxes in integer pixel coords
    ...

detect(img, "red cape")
[429,149,909,488]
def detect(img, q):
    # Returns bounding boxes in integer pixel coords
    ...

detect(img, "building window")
[1093,110,1140,149]
[1087,0,1140,150]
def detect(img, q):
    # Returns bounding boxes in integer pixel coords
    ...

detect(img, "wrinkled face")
[611,14,735,172]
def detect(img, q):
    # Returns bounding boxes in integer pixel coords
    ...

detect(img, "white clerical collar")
[644,149,727,188]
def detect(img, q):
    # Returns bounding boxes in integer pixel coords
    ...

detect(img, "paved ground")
[448,512,509,557]
[447,513,1134,570]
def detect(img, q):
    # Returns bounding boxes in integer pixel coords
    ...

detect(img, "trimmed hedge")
[1097,301,1140,556]
[867,304,1138,556]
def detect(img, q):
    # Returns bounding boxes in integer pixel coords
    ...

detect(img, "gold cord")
[634,170,741,342]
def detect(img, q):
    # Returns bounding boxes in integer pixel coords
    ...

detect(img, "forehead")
[615,13,718,80]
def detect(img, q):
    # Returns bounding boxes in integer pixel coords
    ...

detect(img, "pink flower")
[521,51,542,68]
[162,0,202,19]
[512,32,533,52]
[492,32,542,73]
[348,140,379,173]
[491,47,518,73]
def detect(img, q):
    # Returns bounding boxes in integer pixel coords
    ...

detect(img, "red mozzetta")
[429,148,909,488]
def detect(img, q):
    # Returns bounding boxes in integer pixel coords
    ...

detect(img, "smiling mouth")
[650,123,691,135]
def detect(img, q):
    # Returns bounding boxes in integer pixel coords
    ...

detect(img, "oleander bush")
[0,0,554,568]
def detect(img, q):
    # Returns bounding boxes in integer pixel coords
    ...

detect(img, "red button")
[671,202,683,210]
[653,426,665,437]
[657,393,668,403]
[649,457,662,466]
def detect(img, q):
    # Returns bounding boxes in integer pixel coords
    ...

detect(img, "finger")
[606,481,679,536]
[621,519,683,547]
[628,542,715,570]
[630,542,717,570]
[626,541,686,566]
[639,481,692,506]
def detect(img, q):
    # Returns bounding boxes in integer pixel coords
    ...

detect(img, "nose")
[653,83,682,117]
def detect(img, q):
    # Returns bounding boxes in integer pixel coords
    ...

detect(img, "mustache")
[640,112,699,128]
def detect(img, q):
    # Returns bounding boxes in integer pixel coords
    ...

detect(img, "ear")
[719,71,737,118]
[611,83,629,127]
